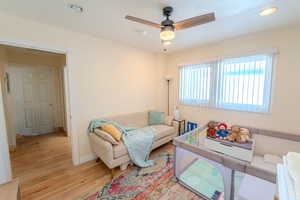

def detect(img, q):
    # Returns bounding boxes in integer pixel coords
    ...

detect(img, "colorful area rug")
[75,153,202,200]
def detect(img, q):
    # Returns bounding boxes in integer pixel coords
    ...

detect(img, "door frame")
[0,40,79,183]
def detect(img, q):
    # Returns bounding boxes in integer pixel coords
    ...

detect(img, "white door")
[8,65,55,136]
[35,67,55,134]
[21,68,36,134]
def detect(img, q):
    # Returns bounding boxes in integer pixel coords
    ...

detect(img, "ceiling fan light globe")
[259,7,278,16]
[162,40,172,46]
[160,26,175,41]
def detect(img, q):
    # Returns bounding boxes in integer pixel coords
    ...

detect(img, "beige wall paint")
[166,25,300,134]
[0,12,166,163]
[5,47,64,68]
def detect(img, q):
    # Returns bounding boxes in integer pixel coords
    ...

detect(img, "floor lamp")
[165,76,172,116]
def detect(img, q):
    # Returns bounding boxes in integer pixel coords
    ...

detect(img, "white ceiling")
[0,0,299,52]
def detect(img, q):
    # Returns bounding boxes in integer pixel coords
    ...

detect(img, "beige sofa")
[89,111,178,172]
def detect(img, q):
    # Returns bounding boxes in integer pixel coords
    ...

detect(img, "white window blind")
[179,53,274,113]
[179,63,211,105]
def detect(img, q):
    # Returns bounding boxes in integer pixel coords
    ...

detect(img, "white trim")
[179,103,273,115]
[63,63,80,165]
[176,48,279,68]
[268,53,278,115]
[0,82,12,184]
[80,154,97,164]
[0,39,80,184]
[0,39,66,54]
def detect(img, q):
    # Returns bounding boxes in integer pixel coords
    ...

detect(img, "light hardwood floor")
[10,132,173,200]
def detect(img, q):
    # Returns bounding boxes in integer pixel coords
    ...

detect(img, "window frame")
[178,53,275,113]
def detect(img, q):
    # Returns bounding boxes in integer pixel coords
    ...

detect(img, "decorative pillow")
[94,129,119,145]
[100,124,122,141]
[148,111,165,125]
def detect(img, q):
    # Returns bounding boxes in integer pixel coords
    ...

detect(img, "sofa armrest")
[164,115,178,136]
[89,133,114,168]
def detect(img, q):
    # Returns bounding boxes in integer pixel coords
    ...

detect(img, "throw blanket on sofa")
[88,119,155,168]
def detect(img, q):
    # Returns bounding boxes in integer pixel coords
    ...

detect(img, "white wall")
[166,25,300,134]
[0,11,166,173]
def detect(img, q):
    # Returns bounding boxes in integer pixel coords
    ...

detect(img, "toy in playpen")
[182,121,198,134]
[182,122,203,145]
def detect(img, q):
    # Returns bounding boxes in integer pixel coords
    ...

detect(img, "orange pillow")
[100,124,122,141]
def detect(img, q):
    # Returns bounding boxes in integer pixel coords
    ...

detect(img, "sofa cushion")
[148,111,165,125]
[94,129,119,145]
[109,112,148,127]
[150,125,175,141]
[100,124,122,141]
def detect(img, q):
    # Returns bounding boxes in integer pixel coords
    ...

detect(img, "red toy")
[207,122,217,138]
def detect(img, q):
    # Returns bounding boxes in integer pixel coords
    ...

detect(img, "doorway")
[1,45,67,142]
[0,44,73,184]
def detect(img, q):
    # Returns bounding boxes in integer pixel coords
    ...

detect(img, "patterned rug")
[75,153,202,200]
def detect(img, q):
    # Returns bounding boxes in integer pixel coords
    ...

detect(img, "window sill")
[179,103,271,115]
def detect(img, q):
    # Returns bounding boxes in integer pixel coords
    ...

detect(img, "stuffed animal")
[227,125,240,142]
[236,128,251,143]
[206,122,217,138]
[217,123,229,139]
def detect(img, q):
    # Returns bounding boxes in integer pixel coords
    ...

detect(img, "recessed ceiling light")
[259,7,277,16]
[68,4,84,13]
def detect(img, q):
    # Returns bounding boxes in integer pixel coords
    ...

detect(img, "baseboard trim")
[80,154,97,164]
[9,145,16,153]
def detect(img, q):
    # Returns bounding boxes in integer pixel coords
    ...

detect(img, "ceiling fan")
[125,6,215,45]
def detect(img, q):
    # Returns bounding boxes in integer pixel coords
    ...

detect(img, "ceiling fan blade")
[174,13,215,30]
[125,15,162,28]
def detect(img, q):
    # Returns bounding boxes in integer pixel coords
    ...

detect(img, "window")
[179,63,212,105]
[179,54,274,113]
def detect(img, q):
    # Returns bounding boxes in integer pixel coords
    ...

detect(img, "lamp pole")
[167,79,170,116]
[165,76,172,116]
